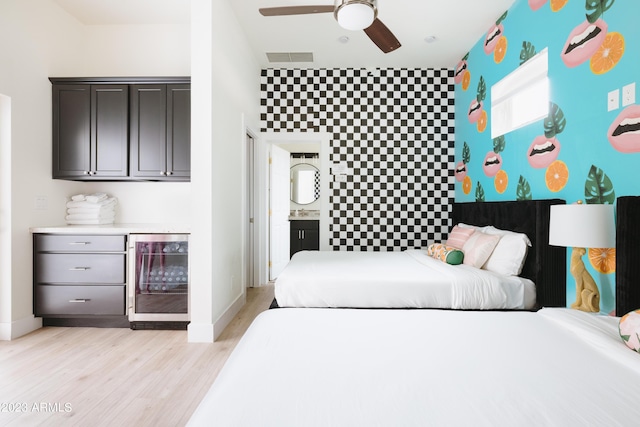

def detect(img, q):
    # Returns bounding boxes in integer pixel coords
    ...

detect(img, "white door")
[269,144,290,280]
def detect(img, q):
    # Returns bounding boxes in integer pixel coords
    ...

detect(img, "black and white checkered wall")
[261,68,456,251]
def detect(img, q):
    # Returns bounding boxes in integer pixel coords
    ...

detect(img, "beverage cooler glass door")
[128,234,189,322]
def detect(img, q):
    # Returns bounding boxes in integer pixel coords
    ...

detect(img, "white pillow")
[482,226,531,276]
[462,231,500,269]
[456,223,488,232]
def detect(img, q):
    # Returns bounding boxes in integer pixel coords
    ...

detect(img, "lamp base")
[569,247,600,313]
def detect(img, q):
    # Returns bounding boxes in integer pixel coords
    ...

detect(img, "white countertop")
[30,223,190,235]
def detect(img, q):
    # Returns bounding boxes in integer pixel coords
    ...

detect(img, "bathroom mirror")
[290,163,319,205]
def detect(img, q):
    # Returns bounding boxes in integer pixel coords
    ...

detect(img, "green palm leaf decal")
[516,175,532,201]
[496,11,508,25]
[477,76,486,102]
[475,182,485,202]
[585,165,615,204]
[462,142,471,164]
[520,41,537,65]
[586,0,615,23]
[544,102,566,138]
[493,135,506,154]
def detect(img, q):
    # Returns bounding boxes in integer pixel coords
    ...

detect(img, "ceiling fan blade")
[364,18,401,54]
[259,6,334,16]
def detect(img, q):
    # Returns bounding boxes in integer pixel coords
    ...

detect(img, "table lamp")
[549,202,616,313]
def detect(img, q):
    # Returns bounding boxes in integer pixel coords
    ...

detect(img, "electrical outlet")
[608,89,620,112]
[622,82,636,107]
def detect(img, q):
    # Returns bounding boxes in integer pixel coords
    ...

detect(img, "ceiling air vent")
[266,52,314,63]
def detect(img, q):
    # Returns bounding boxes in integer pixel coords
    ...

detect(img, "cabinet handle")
[68,242,90,246]
[69,267,90,271]
[68,299,90,303]
[83,171,90,175]
[166,171,173,176]
[160,171,166,176]
[302,230,305,239]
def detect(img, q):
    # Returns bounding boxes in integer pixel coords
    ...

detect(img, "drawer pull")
[68,299,90,303]
[69,267,90,271]
[68,242,90,245]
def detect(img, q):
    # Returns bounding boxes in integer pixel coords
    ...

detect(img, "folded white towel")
[66,197,117,209]
[66,206,116,215]
[71,194,86,202]
[66,218,115,225]
[85,193,108,203]
[66,212,115,221]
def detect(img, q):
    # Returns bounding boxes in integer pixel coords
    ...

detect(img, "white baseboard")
[0,315,42,341]
[187,322,214,343]
[187,292,246,343]
[213,292,246,341]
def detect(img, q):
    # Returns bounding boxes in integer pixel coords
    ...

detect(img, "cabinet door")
[166,84,191,178]
[129,84,167,179]
[91,85,129,177]
[52,84,91,178]
[300,229,320,251]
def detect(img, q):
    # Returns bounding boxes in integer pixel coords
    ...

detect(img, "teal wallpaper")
[454,0,639,314]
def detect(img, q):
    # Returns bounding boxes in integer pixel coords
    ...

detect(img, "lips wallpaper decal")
[454,53,471,91]
[561,0,624,74]
[454,0,637,313]
[608,105,640,153]
[467,76,486,125]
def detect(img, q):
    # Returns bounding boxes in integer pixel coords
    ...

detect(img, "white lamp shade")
[335,3,376,31]
[549,204,616,248]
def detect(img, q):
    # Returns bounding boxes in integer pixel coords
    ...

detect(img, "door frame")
[257,132,331,286]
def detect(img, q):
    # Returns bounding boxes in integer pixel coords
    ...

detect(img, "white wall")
[0,0,248,339]
[188,0,260,342]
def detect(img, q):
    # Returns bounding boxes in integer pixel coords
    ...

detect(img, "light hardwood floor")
[0,285,274,427]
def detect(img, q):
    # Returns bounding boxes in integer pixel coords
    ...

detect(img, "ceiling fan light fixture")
[334,0,377,31]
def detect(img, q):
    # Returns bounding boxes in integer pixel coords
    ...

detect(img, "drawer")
[35,234,126,252]
[35,253,125,284]
[35,285,125,316]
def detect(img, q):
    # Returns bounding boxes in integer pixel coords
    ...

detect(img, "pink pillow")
[446,225,475,249]
[462,231,501,268]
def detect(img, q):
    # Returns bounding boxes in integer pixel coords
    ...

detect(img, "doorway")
[257,132,332,286]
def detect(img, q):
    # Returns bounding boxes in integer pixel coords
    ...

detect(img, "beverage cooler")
[128,234,189,329]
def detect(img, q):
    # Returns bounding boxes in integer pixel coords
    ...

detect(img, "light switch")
[608,89,620,112]
[34,195,47,210]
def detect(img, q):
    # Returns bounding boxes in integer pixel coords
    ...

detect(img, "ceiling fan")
[259,0,401,54]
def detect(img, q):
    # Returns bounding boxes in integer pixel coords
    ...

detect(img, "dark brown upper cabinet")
[49,77,190,182]
[129,84,191,180]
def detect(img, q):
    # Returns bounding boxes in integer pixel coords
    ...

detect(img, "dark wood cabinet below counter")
[290,220,319,258]
[33,233,129,327]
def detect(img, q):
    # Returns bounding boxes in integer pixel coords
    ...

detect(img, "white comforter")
[188,308,640,427]
[275,250,535,309]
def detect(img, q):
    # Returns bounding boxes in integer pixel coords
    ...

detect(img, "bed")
[274,199,566,309]
[188,308,640,426]
[187,197,640,426]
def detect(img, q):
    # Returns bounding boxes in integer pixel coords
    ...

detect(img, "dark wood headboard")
[451,199,566,309]
[616,196,640,315]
